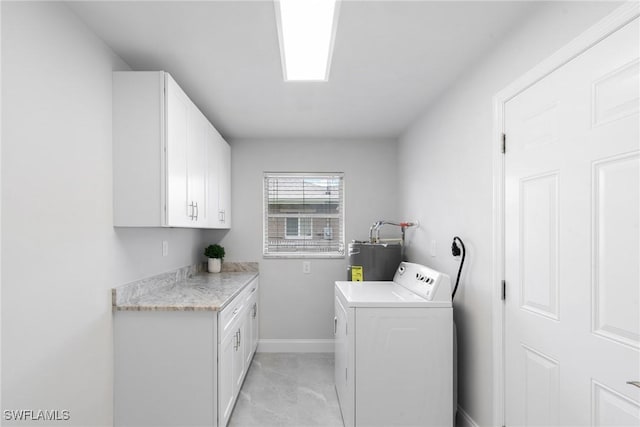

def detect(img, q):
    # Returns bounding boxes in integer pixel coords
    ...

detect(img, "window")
[285,217,313,239]
[264,173,344,257]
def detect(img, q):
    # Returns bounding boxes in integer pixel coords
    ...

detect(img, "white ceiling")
[69,1,539,140]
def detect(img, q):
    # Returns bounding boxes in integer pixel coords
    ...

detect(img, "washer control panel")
[394,262,451,302]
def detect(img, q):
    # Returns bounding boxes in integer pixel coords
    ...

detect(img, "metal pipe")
[368,220,419,244]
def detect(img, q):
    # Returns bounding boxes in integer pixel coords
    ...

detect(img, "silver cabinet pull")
[252,302,257,318]
[233,331,238,351]
[627,381,640,388]
[194,202,199,221]
[188,202,195,220]
[334,317,338,335]
[238,329,241,347]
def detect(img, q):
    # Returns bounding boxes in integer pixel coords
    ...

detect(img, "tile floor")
[229,353,344,427]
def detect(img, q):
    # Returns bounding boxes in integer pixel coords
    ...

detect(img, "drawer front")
[244,278,259,304]
[219,297,245,339]
[219,278,258,340]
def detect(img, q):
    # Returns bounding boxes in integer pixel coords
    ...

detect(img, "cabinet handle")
[334,317,337,335]
[628,381,640,389]
[194,202,199,221]
[234,331,239,351]
[238,329,241,348]
[252,303,257,319]
[188,202,194,220]
[233,307,239,316]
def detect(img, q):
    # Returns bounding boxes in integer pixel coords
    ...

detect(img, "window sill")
[263,253,345,259]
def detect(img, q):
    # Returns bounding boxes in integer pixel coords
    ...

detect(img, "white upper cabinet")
[217,133,231,227]
[113,71,230,229]
[205,124,232,228]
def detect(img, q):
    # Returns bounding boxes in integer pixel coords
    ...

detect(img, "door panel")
[218,332,235,427]
[522,344,559,427]
[187,108,206,226]
[592,60,639,127]
[519,173,559,320]
[592,153,640,348]
[233,322,246,391]
[505,17,639,426]
[165,75,190,226]
[218,136,231,227]
[592,381,640,426]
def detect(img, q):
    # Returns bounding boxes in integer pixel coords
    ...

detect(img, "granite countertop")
[113,262,258,312]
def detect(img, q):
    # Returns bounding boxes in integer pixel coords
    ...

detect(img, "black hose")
[451,236,466,300]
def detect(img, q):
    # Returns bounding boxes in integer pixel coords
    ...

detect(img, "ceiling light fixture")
[274,0,340,82]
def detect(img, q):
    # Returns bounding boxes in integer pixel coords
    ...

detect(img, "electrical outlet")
[303,261,311,274]
[162,241,169,257]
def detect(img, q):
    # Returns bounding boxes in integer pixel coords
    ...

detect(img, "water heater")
[347,242,402,281]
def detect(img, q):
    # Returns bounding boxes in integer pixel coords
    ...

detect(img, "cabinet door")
[218,331,236,427]
[217,138,231,228]
[204,124,220,228]
[251,297,259,354]
[165,75,191,227]
[233,321,246,391]
[186,108,207,226]
[244,295,258,367]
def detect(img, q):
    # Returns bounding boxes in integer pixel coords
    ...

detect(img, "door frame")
[490,2,640,426]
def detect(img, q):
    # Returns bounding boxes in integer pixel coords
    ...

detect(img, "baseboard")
[456,406,479,427]
[257,339,334,353]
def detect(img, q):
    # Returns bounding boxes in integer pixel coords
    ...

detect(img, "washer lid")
[335,281,451,308]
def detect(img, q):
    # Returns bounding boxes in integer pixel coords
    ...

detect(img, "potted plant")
[204,244,225,273]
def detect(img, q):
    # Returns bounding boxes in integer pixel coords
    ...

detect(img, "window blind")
[263,173,345,257]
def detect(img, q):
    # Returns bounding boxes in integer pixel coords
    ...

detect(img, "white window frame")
[284,217,313,239]
[263,172,345,258]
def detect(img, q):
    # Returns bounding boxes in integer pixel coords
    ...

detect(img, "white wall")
[1,3,207,425]
[397,2,622,426]
[207,138,398,342]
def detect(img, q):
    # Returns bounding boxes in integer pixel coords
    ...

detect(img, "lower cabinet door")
[251,299,259,354]
[219,331,236,427]
[233,321,246,391]
[244,297,257,366]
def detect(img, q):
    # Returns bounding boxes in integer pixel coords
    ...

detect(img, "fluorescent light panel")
[275,0,339,81]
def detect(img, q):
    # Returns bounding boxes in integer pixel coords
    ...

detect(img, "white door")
[165,74,191,227]
[233,321,246,391]
[186,108,207,226]
[218,331,235,427]
[244,295,255,367]
[504,18,639,426]
[217,136,231,227]
[205,123,220,228]
[251,299,259,353]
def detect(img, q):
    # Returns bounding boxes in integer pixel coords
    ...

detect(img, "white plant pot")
[208,258,221,273]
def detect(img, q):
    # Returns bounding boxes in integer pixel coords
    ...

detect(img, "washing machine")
[334,262,453,427]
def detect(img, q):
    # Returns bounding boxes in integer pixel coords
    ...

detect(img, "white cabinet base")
[114,311,217,427]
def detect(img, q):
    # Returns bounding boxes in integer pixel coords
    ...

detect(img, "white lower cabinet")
[218,279,259,427]
[114,278,259,427]
[218,330,236,426]
[244,285,259,367]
